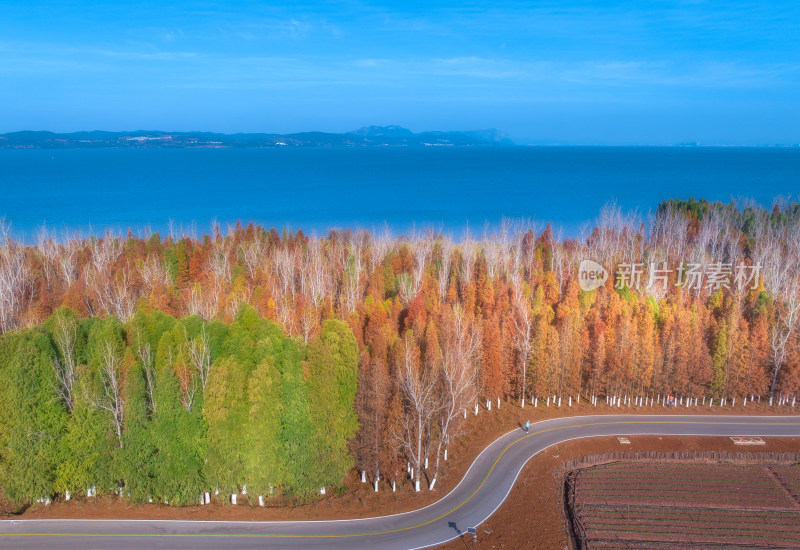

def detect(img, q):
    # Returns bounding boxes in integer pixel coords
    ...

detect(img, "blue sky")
[2,1,799,144]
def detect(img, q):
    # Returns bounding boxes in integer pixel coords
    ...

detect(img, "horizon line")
[1,128,799,148]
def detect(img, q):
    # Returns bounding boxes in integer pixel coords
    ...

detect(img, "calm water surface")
[1,147,798,241]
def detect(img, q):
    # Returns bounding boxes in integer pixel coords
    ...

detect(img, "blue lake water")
[1,147,799,241]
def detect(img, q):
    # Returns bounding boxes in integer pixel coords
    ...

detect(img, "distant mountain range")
[0,126,515,149]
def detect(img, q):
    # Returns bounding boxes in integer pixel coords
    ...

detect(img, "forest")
[0,198,799,505]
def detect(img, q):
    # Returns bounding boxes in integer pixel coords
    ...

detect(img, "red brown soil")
[569,461,800,549]
[1,398,797,532]
[436,435,800,550]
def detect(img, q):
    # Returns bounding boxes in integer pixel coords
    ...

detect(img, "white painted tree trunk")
[558,397,561,407]
[392,480,396,492]
[65,490,70,501]
[474,403,479,415]
[231,493,237,505]
[205,492,210,504]
[429,478,437,490]
[444,448,448,461]
[534,397,538,407]
[497,397,501,409]
[547,397,550,406]
[320,487,326,495]
[415,479,420,492]
[259,495,264,506]
[424,456,428,469]
[242,485,247,495]
[361,470,366,483]
[568,396,572,407]
[374,480,379,492]
[486,399,491,410]
[744,397,747,406]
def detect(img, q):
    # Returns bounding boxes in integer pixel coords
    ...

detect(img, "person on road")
[525,420,530,433]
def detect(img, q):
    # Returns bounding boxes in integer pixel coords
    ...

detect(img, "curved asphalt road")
[2,414,799,549]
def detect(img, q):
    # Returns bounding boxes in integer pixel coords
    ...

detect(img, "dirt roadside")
[2,400,797,524]
[434,434,800,550]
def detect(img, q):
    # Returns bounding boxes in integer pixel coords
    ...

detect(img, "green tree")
[244,357,283,501]
[204,356,248,497]
[277,338,317,498]
[0,331,67,503]
[149,329,206,505]
[304,320,360,492]
[710,320,728,398]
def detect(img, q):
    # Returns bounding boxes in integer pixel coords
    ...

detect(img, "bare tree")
[83,342,125,448]
[239,236,266,281]
[270,280,296,334]
[369,225,393,274]
[752,214,800,397]
[396,335,439,492]
[88,231,123,274]
[436,236,454,302]
[411,232,433,297]
[136,333,156,415]
[273,245,297,300]
[482,219,512,280]
[342,232,366,313]
[92,267,138,322]
[57,237,79,287]
[302,238,329,308]
[397,273,415,306]
[185,325,211,391]
[51,314,78,411]
[459,237,478,287]
[36,225,59,286]
[187,284,219,321]
[208,233,233,285]
[510,270,533,407]
[137,254,169,292]
[431,307,481,488]
[0,219,32,333]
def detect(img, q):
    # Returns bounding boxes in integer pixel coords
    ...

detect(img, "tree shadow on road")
[447,522,471,549]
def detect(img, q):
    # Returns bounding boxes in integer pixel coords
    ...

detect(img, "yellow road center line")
[3,419,799,539]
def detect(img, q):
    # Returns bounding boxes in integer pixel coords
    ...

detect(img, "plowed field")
[568,462,800,549]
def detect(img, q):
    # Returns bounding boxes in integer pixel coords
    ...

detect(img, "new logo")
[578,260,608,291]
